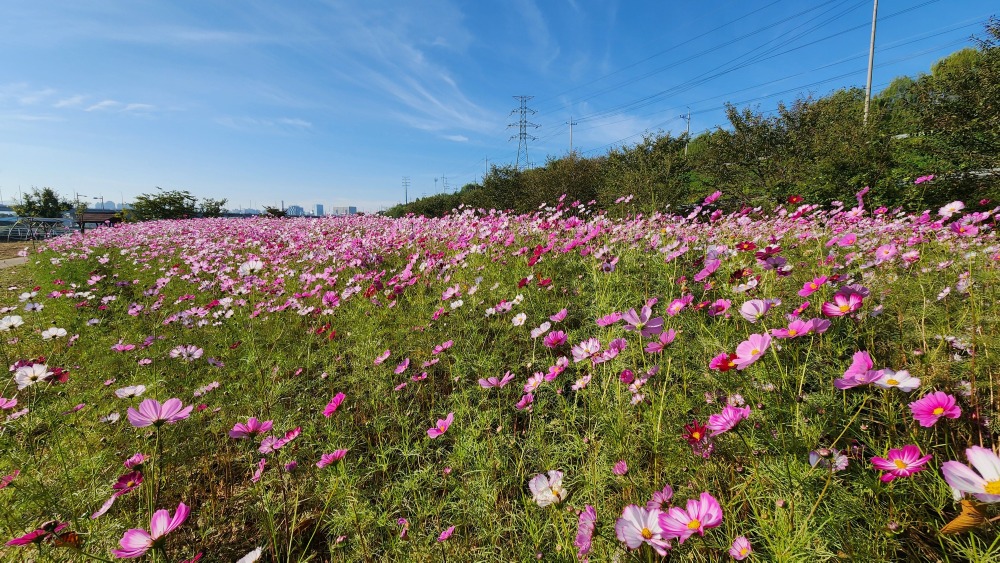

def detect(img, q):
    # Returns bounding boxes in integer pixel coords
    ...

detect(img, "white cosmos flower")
[512,313,527,326]
[873,369,920,392]
[15,364,52,389]
[41,327,67,340]
[0,315,24,331]
[238,259,265,277]
[942,446,1000,502]
[528,470,566,507]
[115,385,147,399]
[236,547,263,563]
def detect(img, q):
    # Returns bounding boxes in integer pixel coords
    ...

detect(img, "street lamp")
[93,196,105,209]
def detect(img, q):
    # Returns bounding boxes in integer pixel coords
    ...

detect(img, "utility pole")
[508,95,539,171]
[441,176,449,194]
[682,110,692,156]
[566,116,578,156]
[434,178,438,193]
[863,0,878,126]
[402,176,410,204]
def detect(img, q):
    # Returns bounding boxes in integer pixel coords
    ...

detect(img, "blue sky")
[1,1,995,212]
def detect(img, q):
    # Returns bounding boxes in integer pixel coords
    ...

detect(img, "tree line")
[389,20,1000,217]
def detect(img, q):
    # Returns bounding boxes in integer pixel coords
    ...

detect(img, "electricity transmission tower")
[402,176,410,204]
[509,96,539,170]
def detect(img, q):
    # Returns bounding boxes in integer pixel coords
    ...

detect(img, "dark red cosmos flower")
[682,421,708,445]
[735,241,757,252]
[788,195,804,204]
[6,521,69,546]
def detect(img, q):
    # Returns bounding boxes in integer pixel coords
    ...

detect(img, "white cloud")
[54,95,85,108]
[85,100,121,112]
[122,103,155,112]
[215,116,313,132]
[443,134,469,142]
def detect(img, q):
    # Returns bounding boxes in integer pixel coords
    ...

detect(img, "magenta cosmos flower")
[479,371,515,389]
[127,398,193,428]
[871,445,932,482]
[229,417,273,439]
[821,292,863,317]
[427,412,454,438]
[543,330,567,348]
[615,505,670,556]
[316,449,348,468]
[706,405,751,436]
[909,391,961,427]
[621,306,664,337]
[658,492,723,544]
[112,502,189,558]
[942,446,1000,502]
[323,392,346,417]
[797,276,828,297]
[833,351,883,390]
[733,333,770,370]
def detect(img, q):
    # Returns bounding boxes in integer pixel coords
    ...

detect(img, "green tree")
[129,189,198,221]
[200,198,229,217]
[11,187,73,218]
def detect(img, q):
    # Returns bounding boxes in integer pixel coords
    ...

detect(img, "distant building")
[328,206,357,216]
[286,205,304,216]
[315,204,324,217]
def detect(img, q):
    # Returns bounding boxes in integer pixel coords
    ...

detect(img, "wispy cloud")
[85,100,121,112]
[512,0,560,71]
[443,134,469,142]
[215,116,313,132]
[54,95,85,108]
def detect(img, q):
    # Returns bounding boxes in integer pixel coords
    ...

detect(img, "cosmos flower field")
[2,191,1000,561]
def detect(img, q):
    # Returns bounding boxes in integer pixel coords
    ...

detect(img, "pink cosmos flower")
[694,259,721,282]
[733,333,770,370]
[251,458,266,482]
[316,449,348,468]
[707,298,731,317]
[323,393,346,417]
[571,337,601,363]
[703,190,722,204]
[259,427,301,454]
[647,485,674,511]
[797,276,828,297]
[543,330,567,348]
[7,522,69,546]
[613,460,628,475]
[394,358,410,374]
[373,349,391,365]
[427,412,454,438]
[729,536,753,560]
[833,351,883,390]
[596,311,623,327]
[516,393,534,410]
[941,446,1000,502]
[575,505,596,561]
[437,526,455,542]
[0,396,17,410]
[621,306,664,337]
[644,329,677,353]
[112,502,189,558]
[127,398,194,428]
[124,454,147,470]
[706,405,751,436]
[0,469,20,490]
[739,299,770,323]
[771,319,811,339]
[229,417,273,439]
[658,492,723,544]
[615,505,670,556]
[550,308,568,322]
[871,445,932,482]
[479,371,515,389]
[909,391,961,427]
[821,292,863,317]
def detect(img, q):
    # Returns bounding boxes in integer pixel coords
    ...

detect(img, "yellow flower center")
[985,481,1000,495]
[886,379,899,385]
[839,304,850,312]
[750,348,759,356]
[740,548,749,556]
[641,527,653,540]
[691,431,701,440]
[788,329,798,336]
[687,519,701,530]
[933,407,945,415]
[893,459,908,469]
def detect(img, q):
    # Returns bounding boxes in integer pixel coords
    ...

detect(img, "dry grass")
[0,242,32,260]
